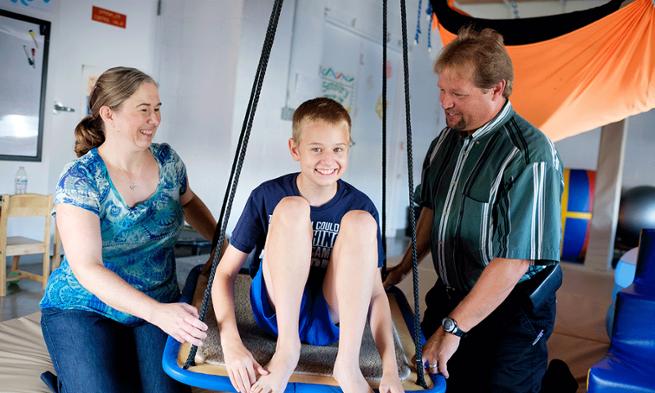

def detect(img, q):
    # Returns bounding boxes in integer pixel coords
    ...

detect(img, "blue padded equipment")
[606,247,638,335]
[587,228,655,393]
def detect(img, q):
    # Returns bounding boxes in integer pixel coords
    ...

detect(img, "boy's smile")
[289,119,350,205]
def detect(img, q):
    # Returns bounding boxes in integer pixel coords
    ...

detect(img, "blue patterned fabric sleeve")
[158,143,188,196]
[54,161,101,215]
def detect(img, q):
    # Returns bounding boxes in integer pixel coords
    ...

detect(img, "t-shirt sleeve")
[54,163,100,215]
[493,161,562,263]
[368,205,386,268]
[165,144,188,196]
[230,190,265,254]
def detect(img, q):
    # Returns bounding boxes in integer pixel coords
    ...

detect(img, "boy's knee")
[273,196,310,224]
[341,210,377,238]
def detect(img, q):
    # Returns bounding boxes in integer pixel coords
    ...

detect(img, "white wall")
[1,0,159,237]
[228,0,440,235]
[157,0,244,219]
[163,0,441,236]
[555,128,601,170]
[4,0,651,241]
[553,108,655,191]
[620,110,655,190]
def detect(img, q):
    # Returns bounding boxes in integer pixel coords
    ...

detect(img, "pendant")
[129,183,137,191]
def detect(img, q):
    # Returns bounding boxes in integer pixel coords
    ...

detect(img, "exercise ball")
[561,169,595,263]
[616,186,655,250]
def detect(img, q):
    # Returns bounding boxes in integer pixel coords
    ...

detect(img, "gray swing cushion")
[195,273,412,384]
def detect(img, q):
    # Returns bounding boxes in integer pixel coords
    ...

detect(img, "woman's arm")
[56,203,208,345]
[181,185,216,241]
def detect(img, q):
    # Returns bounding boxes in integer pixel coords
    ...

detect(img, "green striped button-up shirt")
[419,101,563,292]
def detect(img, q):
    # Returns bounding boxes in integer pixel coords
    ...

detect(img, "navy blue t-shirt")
[231,173,385,280]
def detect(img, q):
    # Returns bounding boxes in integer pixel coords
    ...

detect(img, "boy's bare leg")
[323,210,378,393]
[252,196,312,393]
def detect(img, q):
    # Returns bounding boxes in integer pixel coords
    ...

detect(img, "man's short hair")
[292,97,352,143]
[435,26,514,98]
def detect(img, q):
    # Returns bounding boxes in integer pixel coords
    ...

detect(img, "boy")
[211,97,403,393]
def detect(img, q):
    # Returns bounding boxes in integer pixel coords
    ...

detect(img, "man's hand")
[383,262,411,289]
[422,327,460,379]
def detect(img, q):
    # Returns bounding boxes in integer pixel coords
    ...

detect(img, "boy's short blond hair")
[292,97,352,143]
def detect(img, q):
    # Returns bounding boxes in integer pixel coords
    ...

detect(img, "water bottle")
[14,166,28,194]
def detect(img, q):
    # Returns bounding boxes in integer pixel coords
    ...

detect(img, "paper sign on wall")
[91,6,126,29]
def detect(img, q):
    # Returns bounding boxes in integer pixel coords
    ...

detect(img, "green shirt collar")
[465,99,514,140]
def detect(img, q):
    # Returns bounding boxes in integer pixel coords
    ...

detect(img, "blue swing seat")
[162,264,446,392]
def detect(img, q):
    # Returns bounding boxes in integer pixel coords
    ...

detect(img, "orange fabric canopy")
[434,0,655,141]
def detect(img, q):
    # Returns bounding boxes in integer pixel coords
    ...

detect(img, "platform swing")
[162,0,446,391]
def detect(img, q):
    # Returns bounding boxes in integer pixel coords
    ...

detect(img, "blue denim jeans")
[41,308,189,393]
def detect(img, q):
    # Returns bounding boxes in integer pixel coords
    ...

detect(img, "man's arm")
[383,207,434,288]
[450,257,529,331]
[423,257,529,378]
[369,271,403,392]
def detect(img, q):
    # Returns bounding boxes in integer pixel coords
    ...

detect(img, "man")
[384,27,563,393]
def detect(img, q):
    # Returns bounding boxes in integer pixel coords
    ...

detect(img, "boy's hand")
[223,340,269,393]
[379,371,404,393]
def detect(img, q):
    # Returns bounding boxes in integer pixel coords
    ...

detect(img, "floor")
[0,259,44,322]
[1,236,420,322]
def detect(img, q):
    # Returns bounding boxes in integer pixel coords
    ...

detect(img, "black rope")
[210,13,272,253]
[381,0,388,272]
[184,0,284,369]
[400,0,427,387]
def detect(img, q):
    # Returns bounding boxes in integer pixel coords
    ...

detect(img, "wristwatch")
[441,317,467,337]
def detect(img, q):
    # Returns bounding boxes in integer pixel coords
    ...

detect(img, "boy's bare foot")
[333,357,373,393]
[251,343,300,393]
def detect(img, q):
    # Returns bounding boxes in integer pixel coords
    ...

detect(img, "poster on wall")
[319,65,356,113]
[0,9,50,161]
[2,0,55,12]
[320,20,360,116]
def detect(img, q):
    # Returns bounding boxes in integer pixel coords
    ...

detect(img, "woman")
[40,67,216,393]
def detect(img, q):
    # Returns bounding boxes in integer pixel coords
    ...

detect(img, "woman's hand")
[148,302,208,346]
[222,340,269,393]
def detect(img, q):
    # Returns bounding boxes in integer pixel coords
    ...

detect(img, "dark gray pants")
[422,280,556,393]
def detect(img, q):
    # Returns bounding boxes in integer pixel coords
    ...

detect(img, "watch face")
[442,318,455,332]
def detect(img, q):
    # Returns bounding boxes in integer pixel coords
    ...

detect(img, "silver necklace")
[129,182,138,191]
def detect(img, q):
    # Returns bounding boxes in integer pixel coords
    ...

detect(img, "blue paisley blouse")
[40,143,188,325]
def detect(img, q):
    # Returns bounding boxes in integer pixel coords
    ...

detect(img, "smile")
[139,129,154,136]
[315,168,337,176]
